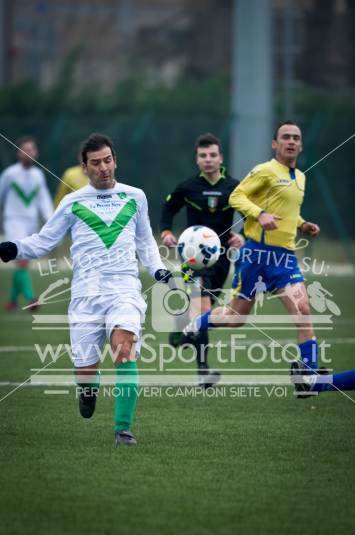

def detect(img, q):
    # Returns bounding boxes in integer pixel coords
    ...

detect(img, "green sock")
[16,269,34,300]
[10,270,21,302]
[114,360,139,432]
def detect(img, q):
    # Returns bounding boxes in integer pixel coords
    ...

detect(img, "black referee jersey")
[160,169,239,245]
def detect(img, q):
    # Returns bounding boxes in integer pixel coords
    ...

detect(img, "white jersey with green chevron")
[15,182,166,298]
[0,162,53,239]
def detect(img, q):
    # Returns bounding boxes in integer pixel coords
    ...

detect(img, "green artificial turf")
[0,268,355,535]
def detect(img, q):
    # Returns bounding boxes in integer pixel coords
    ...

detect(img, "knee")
[112,335,137,365]
[297,300,311,317]
[113,343,135,365]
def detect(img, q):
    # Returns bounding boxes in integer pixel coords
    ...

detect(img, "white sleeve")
[15,200,72,259]
[135,193,166,277]
[0,170,10,211]
[37,172,54,221]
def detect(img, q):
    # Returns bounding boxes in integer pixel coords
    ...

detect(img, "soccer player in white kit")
[0,133,173,446]
[0,136,53,310]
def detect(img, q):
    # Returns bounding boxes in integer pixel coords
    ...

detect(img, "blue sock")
[299,339,318,371]
[311,369,355,392]
[332,370,355,390]
[196,310,212,331]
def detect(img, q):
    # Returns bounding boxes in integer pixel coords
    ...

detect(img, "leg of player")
[190,295,220,388]
[184,296,255,334]
[276,282,319,372]
[5,268,20,311]
[5,259,37,311]
[16,260,34,299]
[291,361,355,397]
[210,296,255,327]
[111,329,139,446]
[169,310,190,347]
[75,363,100,419]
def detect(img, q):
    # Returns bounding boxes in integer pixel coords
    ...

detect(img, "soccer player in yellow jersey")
[54,163,88,207]
[183,121,323,375]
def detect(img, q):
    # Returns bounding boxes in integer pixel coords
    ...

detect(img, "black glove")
[0,241,18,262]
[154,269,173,284]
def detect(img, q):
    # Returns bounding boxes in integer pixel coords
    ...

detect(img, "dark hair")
[195,132,223,153]
[273,120,300,140]
[80,133,116,164]
[16,135,37,148]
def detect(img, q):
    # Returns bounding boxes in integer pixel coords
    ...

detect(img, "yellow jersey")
[229,158,305,250]
[54,165,88,207]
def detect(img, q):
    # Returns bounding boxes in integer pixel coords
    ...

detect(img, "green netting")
[0,113,354,248]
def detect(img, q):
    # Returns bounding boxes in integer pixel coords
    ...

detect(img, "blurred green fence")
[0,112,354,258]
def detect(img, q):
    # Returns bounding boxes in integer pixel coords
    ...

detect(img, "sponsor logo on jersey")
[97,194,112,199]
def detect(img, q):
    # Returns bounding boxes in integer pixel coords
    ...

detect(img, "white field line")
[0,375,332,387]
[30,374,333,386]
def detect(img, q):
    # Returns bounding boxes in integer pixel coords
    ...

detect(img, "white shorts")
[68,292,147,368]
[4,219,39,241]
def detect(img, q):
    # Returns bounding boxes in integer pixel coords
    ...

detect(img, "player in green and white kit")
[0,133,173,446]
[0,136,53,310]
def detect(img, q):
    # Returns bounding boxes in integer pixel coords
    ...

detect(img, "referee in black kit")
[160,133,244,387]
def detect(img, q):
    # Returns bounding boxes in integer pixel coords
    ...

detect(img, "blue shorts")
[232,239,304,299]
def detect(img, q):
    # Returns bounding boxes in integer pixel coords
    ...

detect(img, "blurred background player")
[0,135,53,311]
[160,132,244,387]
[183,121,324,380]
[54,158,88,207]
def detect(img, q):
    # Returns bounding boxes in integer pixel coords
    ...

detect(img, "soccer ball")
[177,225,221,270]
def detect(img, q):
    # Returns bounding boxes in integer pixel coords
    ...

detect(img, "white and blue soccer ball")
[177,225,221,270]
